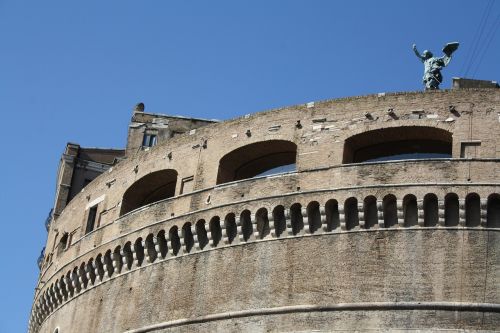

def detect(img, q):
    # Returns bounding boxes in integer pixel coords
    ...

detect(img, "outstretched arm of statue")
[412,44,424,62]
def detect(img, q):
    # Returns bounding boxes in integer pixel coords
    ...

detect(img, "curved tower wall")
[30,89,500,332]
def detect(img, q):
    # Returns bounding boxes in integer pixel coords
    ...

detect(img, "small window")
[85,205,98,234]
[142,134,157,147]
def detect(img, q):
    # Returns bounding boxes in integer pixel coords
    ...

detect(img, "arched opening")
[122,242,133,270]
[182,223,194,253]
[343,126,452,163]
[325,199,340,231]
[240,210,253,241]
[465,193,481,227]
[290,203,304,235]
[383,194,397,228]
[168,227,181,255]
[145,234,157,263]
[224,213,237,244]
[196,220,209,250]
[272,205,287,237]
[156,231,168,259]
[487,194,500,228]
[255,208,270,239]
[209,216,222,247]
[133,238,144,266]
[307,201,322,233]
[363,196,378,229]
[113,246,123,273]
[86,259,96,285]
[120,169,178,216]
[403,194,418,227]
[216,140,297,184]
[423,193,438,227]
[344,197,359,230]
[94,255,105,281]
[445,193,459,226]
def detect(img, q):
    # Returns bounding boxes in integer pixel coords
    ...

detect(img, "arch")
[120,169,178,216]
[103,250,114,277]
[95,254,105,280]
[156,230,168,259]
[209,216,222,247]
[196,220,209,249]
[86,259,96,284]
[325,199,340,231]
[255,208,271,239]
[79,262,88,288]
[168,226,181,255]
[403,194,418,227]
[423,193,439,227]
[240,210,253,241]
[113,246,123,273]
[182,223,194,253]
[465,193,481,227]
[272,205,287,237]
[133,238,145,266]
[383,194,398,228]
[344,197,359,230]
[145,234,157,262]
[363,196,378,229]
[343,126,453,163]
[487,194,500,228]
[122,242,133,270]
[216,140,297,184]
[306,201,322,233]
[445,193,459,226]
[224,213,237,244]
[290,203,304,235]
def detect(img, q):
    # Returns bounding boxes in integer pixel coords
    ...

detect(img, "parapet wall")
[30,88,500,332]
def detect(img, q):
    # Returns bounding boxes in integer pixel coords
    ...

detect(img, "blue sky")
[0,1,499,331]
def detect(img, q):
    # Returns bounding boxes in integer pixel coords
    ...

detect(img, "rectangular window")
[142,134,157,147]
[86,205,98,234]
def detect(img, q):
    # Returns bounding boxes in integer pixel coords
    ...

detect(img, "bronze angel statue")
[413,42,459,90]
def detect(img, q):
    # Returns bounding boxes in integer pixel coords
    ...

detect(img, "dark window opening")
[216,140,297,184]
[142,134,157,147]
[487,194,500,228]
[85,205,98,234]
[120,169,177,216]
[343,126,452,163]
[445,193,459,226]
[363,196,378,229]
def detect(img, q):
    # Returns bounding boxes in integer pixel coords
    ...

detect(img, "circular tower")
[30,87,500,332]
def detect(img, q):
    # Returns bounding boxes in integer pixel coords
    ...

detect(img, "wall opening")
[307,201,322,233]
[445,193,459,226]
[325,199,340,231]
[290,203,304,235]
[344,197,359,230]
[403,194,418,227]
[465,193,481,227]
[487,194,500,228]
[363,196,378,229]
[182,223,194,253]
[169,227,181,255]
[343,126,452,163]
[209,216,222,247]
[196,220,209,250]
[156,231,168,259]
[272,205,287,237]
[240,210,253,241]
[224,213,237,244]
[120,169,177,216]
[255,208,270,239]
[383,194,397,228]
[423,193,438,227]
[216,140,297,184]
